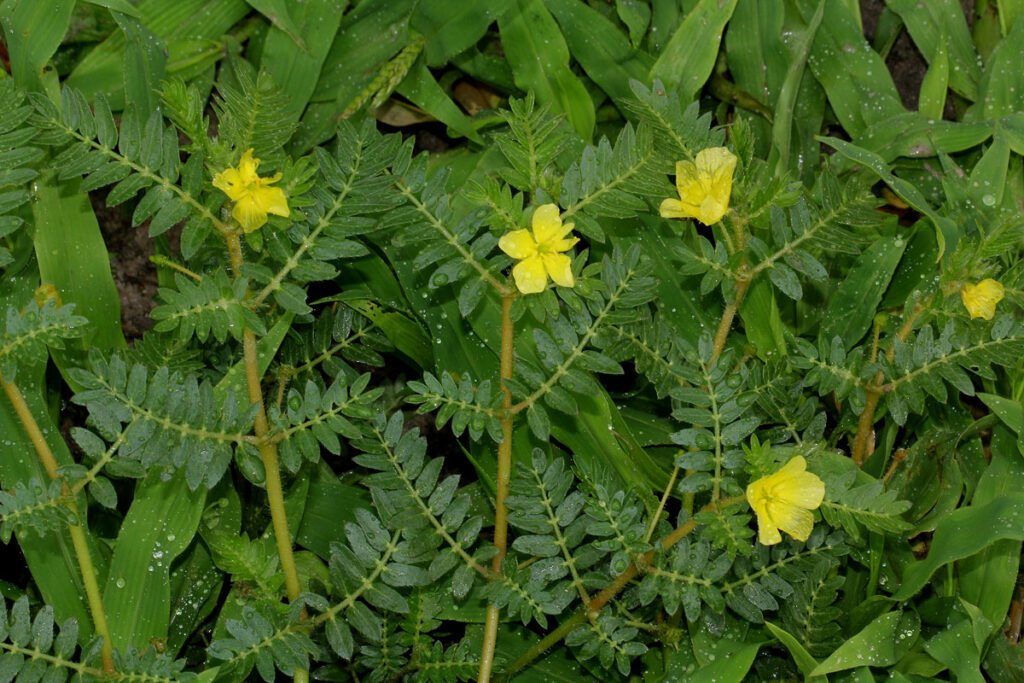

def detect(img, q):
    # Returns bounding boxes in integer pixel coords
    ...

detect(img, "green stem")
[715,221,736,255]
[709,212,751,365]
[224,230,306,683]
[478,291,516,683]
[851,299,928,466]
[644,466,679,544]
[2,379,115,673]
[149,254,202,282]
[709,276,750,365]
[243,329,302,601]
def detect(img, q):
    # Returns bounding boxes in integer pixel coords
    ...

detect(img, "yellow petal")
[768,502,815,542]
[499,229,539,260]
[771,457,826,506]
[253,185,290,218]
[699,148,736,225]
[782,473,826,509]
[512,256,548,294]
[232,194,269,233]
[695,147,738,179]
[696,195,729,226]
[542,253,574,288]
[748,476,788,546]
[747,456,825,545]
[212,167,246,201]
[531,203,571,245]
[746,480,771,520]
[666,148,737,225]
[547,234,579,253]
[659,198,690,219]
[756,516,782,545]
[961,279,1005,320]
[237,148,260,183]
[673,160,703,212]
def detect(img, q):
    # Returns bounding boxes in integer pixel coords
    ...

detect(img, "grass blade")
[650,0,740,102]
[112,11,168,117]
[796,0,903,137]
[32,175,127,378]
[0,0,75,93]
[887,0,980,101]
[66,0,250,110]
[544,0,653,104]
[259,0,346,130]
[498,0,595,141]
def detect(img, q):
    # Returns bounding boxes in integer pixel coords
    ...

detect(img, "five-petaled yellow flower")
[960,279,1005,321]
[498,204,578,295]
[212,148,290,233]
[660,147,738,225]
[746,456,825,546]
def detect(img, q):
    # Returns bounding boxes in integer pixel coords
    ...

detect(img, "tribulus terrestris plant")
[0,1,1023,682]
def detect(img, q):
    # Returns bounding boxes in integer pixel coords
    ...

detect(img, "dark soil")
[861,0,927,110]
[90,193,159,339]
[861,0,976,112]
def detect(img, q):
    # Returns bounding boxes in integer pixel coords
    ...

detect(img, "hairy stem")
[478,292,516,683]
[149,254,202,282]
[851,381,882,466]
[243,330,302,600]
[224,231,305,683]
[710,276,750,365]
[500,496,745,677]
[2,380,114,673]
[851,300,929,466]
[226,232,301,600]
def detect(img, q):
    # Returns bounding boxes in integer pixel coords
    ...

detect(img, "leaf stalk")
[478,290,517,682]
[225,229,306,683]
[2,379,114,673]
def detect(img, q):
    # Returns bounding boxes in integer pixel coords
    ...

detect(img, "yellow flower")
[660,147,738,225]
[746,456,825,546]
[960,279,1005,321]
[498,204,578,295]
[212,149,290,233]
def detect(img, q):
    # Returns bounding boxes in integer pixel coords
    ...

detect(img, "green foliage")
[638,537,732,622]
[0,79,41,268]
[0,300,88,380]
[213,64,298,162]
[151,271,262,344]
[354,412,490,602]
[559,124,667,241]
[883,317,1024,425]
[818,467,913,541]
[0,2,1022,681]
[0,595,193,682]
[208,603,319,681]
[69,353,255,490]
[623,80,721,162]
[0,478,71,542]
[670,342,758,502]
[407,371,503,442]
[247,118,398,313]
[271,370,381,473]
[494,94,572,194]
[507,246,657,437]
